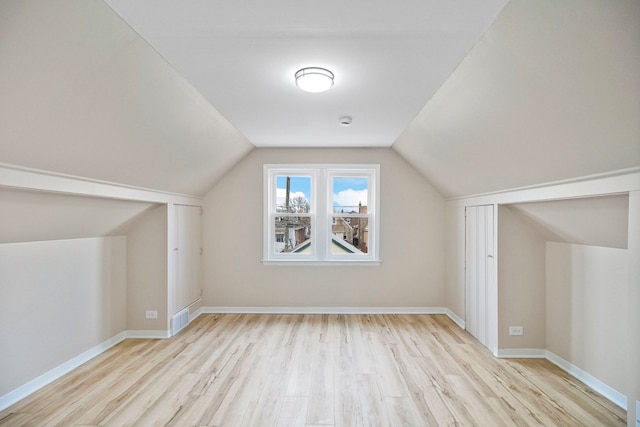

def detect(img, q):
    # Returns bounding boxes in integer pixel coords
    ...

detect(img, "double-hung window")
[264,164,380,264]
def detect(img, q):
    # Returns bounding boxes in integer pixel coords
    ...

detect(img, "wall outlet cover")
[509,326,524,336]
[145,310,158,319]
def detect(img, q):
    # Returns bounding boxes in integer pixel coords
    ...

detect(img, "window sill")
[261,259,382,267]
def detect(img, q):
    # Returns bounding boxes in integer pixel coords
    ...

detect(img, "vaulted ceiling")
[1,0,638,198]
[103,0,507,149]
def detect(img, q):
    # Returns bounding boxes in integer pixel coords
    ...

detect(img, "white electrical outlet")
[509,326,524,336]
[145,310,158,319]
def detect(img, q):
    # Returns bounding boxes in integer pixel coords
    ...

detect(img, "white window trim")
[263,164,380,265]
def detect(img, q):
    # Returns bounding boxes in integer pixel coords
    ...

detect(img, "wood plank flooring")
[0,314,626,426]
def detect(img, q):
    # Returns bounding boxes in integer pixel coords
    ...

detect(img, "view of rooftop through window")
[274,175,370,255]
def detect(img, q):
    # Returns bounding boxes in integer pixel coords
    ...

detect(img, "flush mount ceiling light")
[295,67,334,93]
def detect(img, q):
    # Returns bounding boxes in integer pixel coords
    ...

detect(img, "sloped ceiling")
[394,0,640,198]
[1,0,638,200]
[507,194,629,250]
[0,188,156,244]
[0,1,253,197]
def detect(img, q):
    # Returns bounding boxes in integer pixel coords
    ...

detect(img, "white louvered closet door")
[465,204,496,352]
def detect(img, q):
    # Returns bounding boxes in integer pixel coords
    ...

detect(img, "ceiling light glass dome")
[295,67,334,93]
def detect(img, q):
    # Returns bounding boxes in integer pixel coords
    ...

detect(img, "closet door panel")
[465,205,494,350]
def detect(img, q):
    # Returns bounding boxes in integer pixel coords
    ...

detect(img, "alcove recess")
[497,194,629,401]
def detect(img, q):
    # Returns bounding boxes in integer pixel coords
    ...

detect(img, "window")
[264,164,380,264]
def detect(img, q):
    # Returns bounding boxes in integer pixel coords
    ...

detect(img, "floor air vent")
[171,308,189,336]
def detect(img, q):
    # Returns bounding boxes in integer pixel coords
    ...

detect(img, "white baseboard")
[126,329,171,339]
[443,308,465,329]
[496,348,547,358]
[200,306,468,329]
[199,306,465,330]
[0,331,127,411]
[498,348,627,410]
[190,306,205,322]
[545,351,627,410]
[200,306,456,316]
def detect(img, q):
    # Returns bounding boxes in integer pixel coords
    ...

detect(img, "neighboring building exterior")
[274,202,368,254]
[332,202,368,253]
[274,221,308,253]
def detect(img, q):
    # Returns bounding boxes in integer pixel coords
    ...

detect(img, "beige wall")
[444,205,465,319]
[546,242,628,396]
[497,205,546,349]
[0,236,127,396]
[202,148,446,308]
[125,204,169,331]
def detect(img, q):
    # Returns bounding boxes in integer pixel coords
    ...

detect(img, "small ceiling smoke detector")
[295,67,334,93]
[339,116,352,126]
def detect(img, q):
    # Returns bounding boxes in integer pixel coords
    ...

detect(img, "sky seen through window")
[276,176,368,212]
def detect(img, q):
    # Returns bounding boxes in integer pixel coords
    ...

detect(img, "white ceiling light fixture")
[295,67,334,93]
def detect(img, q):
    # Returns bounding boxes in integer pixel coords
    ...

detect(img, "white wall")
[546,242,628,397]
[0,236,127,396]
[202,148,446,308]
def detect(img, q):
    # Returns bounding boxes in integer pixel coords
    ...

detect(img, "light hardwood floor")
[0,314,626,426]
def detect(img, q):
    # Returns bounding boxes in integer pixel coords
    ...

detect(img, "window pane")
[265,165,378,263]
[276,175,311,213]
[330,216,369,254]
[332,177,368,214]
[274,216,311,254]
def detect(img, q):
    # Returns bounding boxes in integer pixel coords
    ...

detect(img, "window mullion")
[315,168,327,260]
